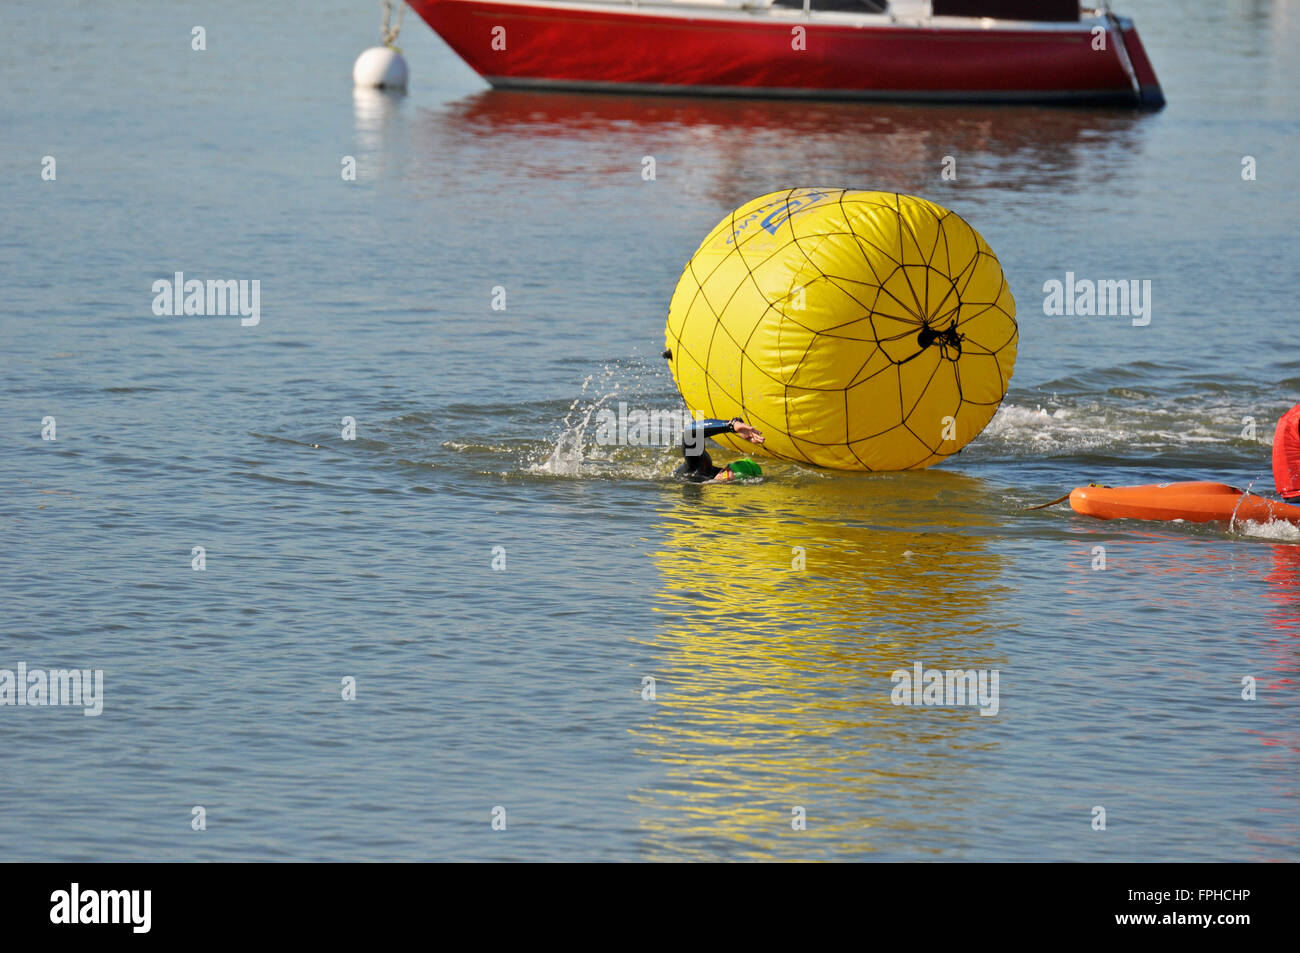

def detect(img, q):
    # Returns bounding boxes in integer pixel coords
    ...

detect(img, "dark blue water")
[1,0,1297,860]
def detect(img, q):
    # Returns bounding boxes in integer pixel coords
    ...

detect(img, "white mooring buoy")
[353,1,408,90]
[354,46,408,89]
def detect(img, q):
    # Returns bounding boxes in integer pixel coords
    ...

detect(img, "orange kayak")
[1069,481,1300,525]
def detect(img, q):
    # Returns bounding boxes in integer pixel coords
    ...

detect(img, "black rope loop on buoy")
[899,322,963,364]
[916,323,963,358]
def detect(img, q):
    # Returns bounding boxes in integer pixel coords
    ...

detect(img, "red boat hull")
[408,0,1164,106]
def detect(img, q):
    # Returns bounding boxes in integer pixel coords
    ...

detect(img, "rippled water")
[1,0,1298,861]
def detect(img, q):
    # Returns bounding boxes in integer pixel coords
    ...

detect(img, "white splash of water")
[981,401,1257,453]
[530,371,620,476]
[1227,476,1258,530]
[1233,519,1300,542]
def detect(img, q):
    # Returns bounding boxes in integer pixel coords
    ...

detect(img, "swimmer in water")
[675,416,765,483]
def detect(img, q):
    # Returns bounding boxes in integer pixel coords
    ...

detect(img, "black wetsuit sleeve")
[690,418,736,440]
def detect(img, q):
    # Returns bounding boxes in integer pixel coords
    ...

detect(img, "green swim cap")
[729,458,762,479]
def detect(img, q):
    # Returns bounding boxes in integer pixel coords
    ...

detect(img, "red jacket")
[1273,404,1300,498]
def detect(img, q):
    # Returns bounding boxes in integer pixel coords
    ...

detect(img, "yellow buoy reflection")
[632,471,1011,859]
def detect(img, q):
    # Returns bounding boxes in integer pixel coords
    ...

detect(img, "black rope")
[915,323,963,358]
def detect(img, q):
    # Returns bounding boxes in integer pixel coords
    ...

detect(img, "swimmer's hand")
[731,420,764,445]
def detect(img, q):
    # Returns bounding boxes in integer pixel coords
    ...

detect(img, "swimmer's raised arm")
[687,417,765,444]
[687,418,738,440]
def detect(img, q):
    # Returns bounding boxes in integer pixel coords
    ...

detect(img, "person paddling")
[1273,403,1300,504]
[676,416,764,483]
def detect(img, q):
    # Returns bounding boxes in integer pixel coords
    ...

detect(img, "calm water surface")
[1,0,1298,860]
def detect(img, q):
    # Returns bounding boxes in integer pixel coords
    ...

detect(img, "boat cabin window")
[931,0,1079,21]
[770,0,890,12]
[767,1,1079,19]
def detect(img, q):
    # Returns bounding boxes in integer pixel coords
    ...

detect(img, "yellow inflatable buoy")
[664,188,1017,471]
